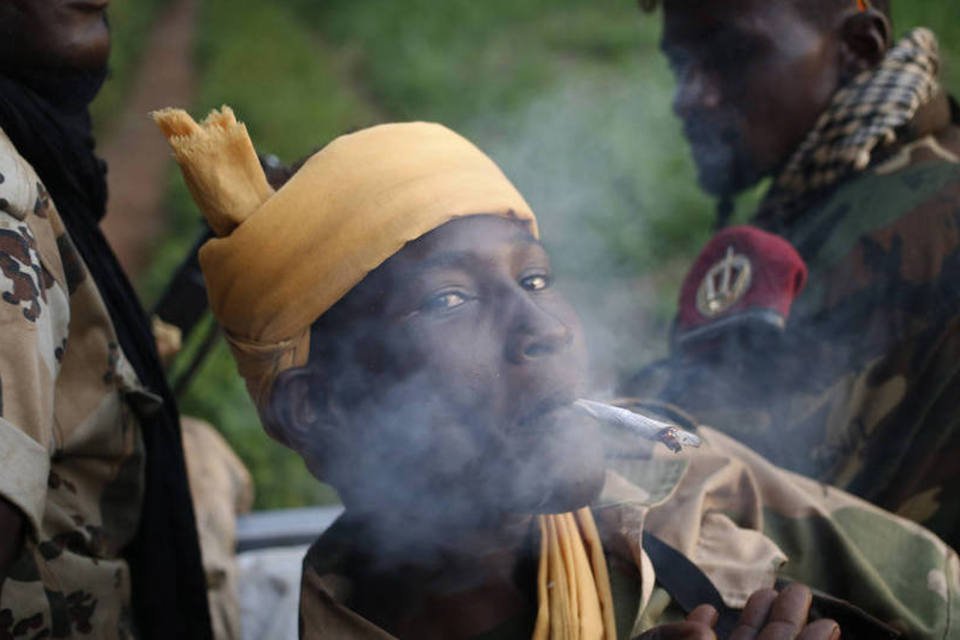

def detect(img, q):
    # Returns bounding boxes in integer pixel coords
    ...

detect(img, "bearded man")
[629,0,960,549]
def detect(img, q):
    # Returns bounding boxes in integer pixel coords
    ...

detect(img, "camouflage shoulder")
[0,128,68,295]
[700,429,960,638]
[872,130,960,177]
[0,128,45,222]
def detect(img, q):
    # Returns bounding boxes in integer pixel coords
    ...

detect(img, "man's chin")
[503,405,607,514]
[534,471,606,515]
[696,167,738,198]
[695,158,764,199]
[505,462,606,516]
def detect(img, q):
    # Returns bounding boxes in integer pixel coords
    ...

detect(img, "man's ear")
[838,8,892,77]
[266,366,334,451]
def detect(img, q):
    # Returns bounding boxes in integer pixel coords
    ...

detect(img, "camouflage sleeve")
[0,147,69,535]
[701,427,960,640]
[844,316,960,551]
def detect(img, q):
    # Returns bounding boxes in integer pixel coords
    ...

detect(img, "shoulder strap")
[642,531,739,637]
[641,532,904,640]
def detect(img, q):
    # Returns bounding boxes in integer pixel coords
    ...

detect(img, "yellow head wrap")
[153,106,537,418]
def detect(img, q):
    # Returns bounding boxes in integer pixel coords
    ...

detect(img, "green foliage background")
[94,0,960,509]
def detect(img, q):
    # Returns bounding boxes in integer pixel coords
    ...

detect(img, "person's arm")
[0,191,66,577]
[0,496,24,594]
[693,426,960,640]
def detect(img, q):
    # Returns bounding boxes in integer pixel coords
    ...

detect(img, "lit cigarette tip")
[574,399,702,453]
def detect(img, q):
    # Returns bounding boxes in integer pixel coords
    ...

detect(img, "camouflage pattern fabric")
[296,421,960,639]
[630,51,960,551]
[0,129,147,638]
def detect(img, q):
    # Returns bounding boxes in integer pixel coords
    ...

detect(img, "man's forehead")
[660,0,755,31]
[648,0,867,10]
[655,0,868,24]
[659,0,808,46]
[391,216,541,272]
[411,216,536,254]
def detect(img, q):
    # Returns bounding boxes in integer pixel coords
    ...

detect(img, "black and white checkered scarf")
[756,28,941,225]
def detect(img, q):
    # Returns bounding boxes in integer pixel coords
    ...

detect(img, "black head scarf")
[0,68,212,639]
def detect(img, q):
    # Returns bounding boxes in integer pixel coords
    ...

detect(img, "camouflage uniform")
[297,421,960,639]
[0,128,148,638]
[630,30,960,549]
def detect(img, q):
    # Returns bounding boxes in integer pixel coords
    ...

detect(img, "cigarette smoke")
[278,69,721,568]
[466,69,714,392]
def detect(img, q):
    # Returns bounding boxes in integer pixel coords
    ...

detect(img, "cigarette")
[574,399,702,453]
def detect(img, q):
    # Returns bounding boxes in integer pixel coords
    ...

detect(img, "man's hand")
[638,583,840,640]
[0,496,25,594]
[636,604,720,639]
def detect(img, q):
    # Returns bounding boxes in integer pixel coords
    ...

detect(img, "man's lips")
[515,391,578,429]
[684,124,728,149]
[681,111,740,145]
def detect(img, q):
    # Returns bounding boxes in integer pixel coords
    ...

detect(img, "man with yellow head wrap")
[157,107,959,640]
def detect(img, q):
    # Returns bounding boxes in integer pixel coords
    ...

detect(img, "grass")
[126,0,960,509]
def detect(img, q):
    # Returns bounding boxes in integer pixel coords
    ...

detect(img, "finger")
[756,583,814,640]
[797,618,840,640]
[636,621,717,640]
[729,588,779,640]
[687,604,719,628]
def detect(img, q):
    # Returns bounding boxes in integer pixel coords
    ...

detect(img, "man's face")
[0,0,111,72]
[661,0,841,196]
[312,216,604,523]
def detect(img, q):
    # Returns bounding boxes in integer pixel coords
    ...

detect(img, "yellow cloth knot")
[535,508,616,640]
[154,107,537,421]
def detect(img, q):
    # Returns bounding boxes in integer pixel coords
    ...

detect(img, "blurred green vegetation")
[103,0,960,509]
[90,0,166,131]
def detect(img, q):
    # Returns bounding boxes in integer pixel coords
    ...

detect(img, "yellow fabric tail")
[534,508,616,640]
[152,106,274,237]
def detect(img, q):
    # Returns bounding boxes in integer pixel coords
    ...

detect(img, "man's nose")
[672,64,722,116]
[505,296,574,365]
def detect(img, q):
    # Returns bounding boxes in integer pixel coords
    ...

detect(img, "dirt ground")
[100,0,197,279]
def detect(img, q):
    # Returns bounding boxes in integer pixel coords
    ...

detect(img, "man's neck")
[343,511,540,639]
[346,507,537,575]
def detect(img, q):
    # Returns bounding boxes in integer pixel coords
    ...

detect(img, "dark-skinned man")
[0,2,210,637]
[628,0,960,549]
[155,105,960,639]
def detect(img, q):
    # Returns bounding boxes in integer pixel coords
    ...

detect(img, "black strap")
[152,226,212,341]
[642,531,739,638]
[641,532,903,640]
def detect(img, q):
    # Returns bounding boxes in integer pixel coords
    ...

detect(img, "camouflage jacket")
[0,128,149,638]
[635,92,960,550]
[297,422,960,639]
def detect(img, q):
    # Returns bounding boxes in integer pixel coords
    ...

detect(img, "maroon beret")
[674,225,808,347]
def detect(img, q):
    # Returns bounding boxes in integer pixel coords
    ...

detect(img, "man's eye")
[520,274,551,292]
[421,291,468,312]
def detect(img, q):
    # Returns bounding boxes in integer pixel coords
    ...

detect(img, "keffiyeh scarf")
[756,28,941,225]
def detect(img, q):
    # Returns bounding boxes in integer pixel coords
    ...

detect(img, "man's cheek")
[427,421,492,479]
[424,338,503,408]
